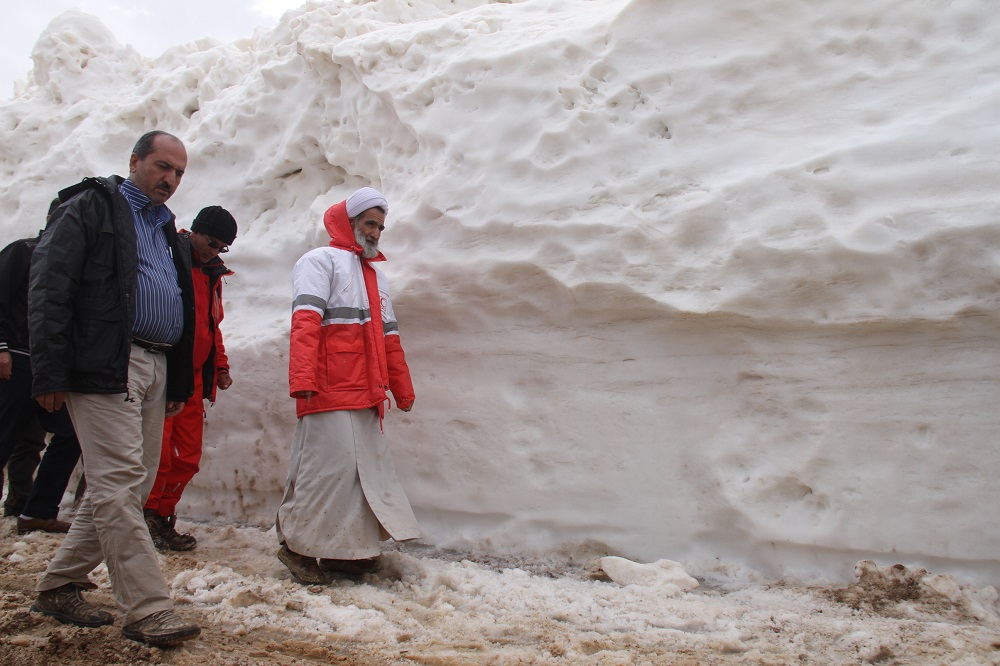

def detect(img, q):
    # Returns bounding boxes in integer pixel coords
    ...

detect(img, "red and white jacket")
[288,200,414,419]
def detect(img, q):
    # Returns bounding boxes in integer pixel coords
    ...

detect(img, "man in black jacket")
[28,131,201,647]
[0,197,82,533]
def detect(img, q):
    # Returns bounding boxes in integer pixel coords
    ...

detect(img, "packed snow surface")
[1,0,998,591]
[2,524,1000,664]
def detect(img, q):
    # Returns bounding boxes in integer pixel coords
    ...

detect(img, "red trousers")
[144,372,205,517]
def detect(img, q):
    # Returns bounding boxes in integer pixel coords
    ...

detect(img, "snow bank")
[1,0,998,586]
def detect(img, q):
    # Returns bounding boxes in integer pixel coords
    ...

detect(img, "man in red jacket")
[144,206,236,551]
[277,187,421,585]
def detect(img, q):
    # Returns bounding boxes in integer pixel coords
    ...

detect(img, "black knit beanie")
[191,206,237,245]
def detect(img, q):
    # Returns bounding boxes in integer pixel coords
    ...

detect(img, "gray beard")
[354,227,379,259]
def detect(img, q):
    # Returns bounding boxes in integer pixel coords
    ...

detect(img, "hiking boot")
[145,511,196,551]
[122,609,200,646]
[31,584,115,627]
[277,545,326,585]
[160,515,197,551]
[17,516,72,534]
[318,557,380,576]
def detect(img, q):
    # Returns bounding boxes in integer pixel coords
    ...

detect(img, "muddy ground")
[2,517,1000,665]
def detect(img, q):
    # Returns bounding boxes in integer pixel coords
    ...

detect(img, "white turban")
[345,187,388,218]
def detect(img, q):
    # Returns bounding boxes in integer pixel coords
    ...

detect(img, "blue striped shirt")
[119,179,183,344]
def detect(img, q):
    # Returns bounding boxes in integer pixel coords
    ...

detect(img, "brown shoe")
[122,609,200,646]
[31,584,114,627]
[17,516,72,534]
[318,557,380,576]
[277,545,326,585]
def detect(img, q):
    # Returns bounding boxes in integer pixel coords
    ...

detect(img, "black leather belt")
[132,337,173,353]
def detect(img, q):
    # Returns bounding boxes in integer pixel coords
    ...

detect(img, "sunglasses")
[206,238,229,253]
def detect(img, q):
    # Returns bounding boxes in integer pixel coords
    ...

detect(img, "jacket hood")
[323,200,385,261]
[56,174,122,208]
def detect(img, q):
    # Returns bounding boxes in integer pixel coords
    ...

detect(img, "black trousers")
[2,418,45,515]
[0,353,81,519]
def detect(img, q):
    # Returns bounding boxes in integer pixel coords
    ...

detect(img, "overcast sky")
[1,0,306,97]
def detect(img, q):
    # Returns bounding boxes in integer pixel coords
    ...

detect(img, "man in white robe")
[277,187,420,584]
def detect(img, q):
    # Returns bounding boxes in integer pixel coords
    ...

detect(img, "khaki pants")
[36,345,173,624]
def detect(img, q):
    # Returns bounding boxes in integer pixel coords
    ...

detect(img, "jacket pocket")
[321,326,366,392]
[73,296,125,380]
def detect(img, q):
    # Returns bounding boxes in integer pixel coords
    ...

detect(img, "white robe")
[276,408,421,559]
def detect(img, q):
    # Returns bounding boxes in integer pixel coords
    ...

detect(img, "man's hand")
[292,390,316,401]
[0,351,11,380]
[36,391,66,412]
[165,401,184,417]
[217,370,233,391]
[398,398,414,413]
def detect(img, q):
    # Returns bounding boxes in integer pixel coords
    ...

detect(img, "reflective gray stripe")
[293,296,370,323]
[383,321,398,334]
[325,306,370,322]
[292,294,328,311]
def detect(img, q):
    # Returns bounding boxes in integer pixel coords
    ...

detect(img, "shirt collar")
[119,179,171,221]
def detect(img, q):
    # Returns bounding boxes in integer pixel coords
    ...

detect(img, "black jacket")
[28,175,195,402]
[0,233,40,355]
